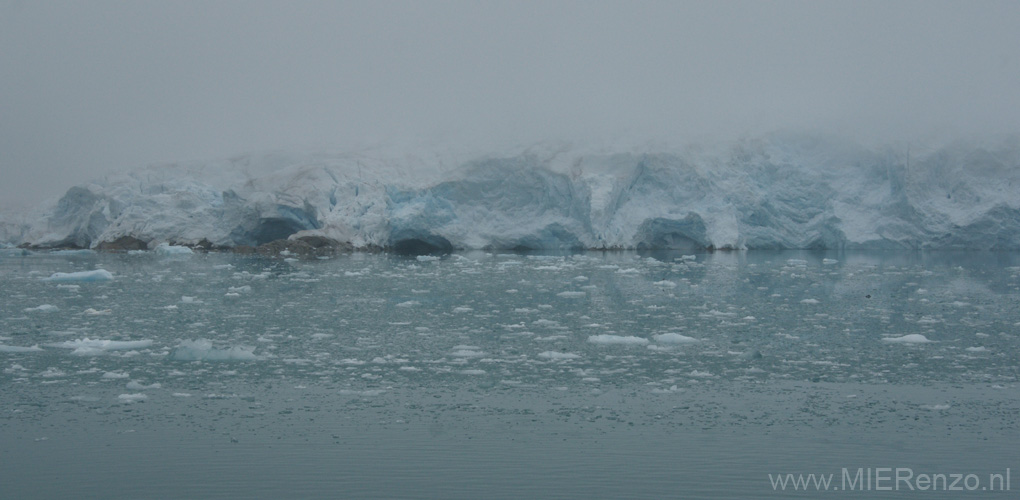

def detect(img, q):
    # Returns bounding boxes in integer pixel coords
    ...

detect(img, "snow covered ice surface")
[3,135,1020,252]
[1,249,1019,499]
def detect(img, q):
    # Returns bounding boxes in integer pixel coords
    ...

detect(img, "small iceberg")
[49,338,154,355]
[538,351,580,360]
[588,335,650,345]
[0,344,43,353]
[653,333,698,344]
[24,304,59,313]
[155,243,194,256]
[169,339,259,361]
[44,269,114,282]
[881,334,933,344]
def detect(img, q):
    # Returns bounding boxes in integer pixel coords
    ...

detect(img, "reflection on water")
[1,249,1018,498]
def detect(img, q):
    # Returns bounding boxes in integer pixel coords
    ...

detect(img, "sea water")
[1,249,1018,499]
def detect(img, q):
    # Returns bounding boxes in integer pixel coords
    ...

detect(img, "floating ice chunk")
[881,334,933,344]
[416,255,440,262]
[154,243,193,256]
[102,371,130,379]
[49,338,154,355]
[450,346,484,357]
[822,258,839,265]
[24,304,59,313]
[83,308,112,316]
[538,351,580,360]
[459,369,486,375]
[588,335,649,345]
[921,404,951,411]
[338,389,387,396]
[786,259,808,266]
[227,285,252,294]
[51,249,95,256]
[396,300,420,308]
[681,255,697,261]
[45,269,114,282]
[0,344,43,353]
[556,291,586,298]
[653,280,677,288]
[39,367,67,377]
[169,339,259,361]
[689,370,713,378]
[56,284,80,291]
[452,306,473,313]
[180,296,203,304]
[126,381,162,390]
[800,298,820,304]
[653,333,698,344]
[965,346,988,352]
[117,393,148,403]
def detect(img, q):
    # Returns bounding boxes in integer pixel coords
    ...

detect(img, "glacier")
[3,134,1020,252]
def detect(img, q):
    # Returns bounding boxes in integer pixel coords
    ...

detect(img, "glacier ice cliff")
[4,135,1020,252]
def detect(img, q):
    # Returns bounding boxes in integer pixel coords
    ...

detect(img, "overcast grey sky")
[2,0,1019,206]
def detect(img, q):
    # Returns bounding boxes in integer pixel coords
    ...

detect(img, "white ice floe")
[45,269,114,282]
[538,351,580,360]
[450,346,484,357]
[556,291,586,298]
[24,304,59,313]
[0,344,43,353]
[49,338,154,355]
[588,335,650,345]
[154,243,194,256]
[653,333,699,344]
[169,339,259,361]
[881,334,933,344]
[800,298,820,304]
[118,393,148,403]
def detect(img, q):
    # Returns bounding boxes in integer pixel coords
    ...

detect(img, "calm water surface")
[1,249,1018,498]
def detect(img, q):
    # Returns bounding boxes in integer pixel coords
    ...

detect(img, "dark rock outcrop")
[96,236,149,251]
[254,236,353,259]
